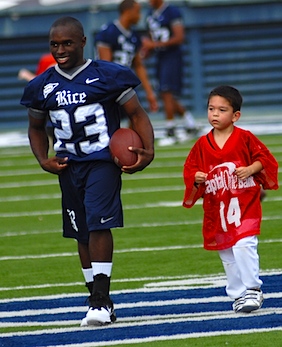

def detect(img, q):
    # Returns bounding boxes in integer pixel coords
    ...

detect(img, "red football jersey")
[183,126,278,251]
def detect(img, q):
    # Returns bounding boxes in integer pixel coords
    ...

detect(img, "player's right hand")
[40,156,68,174]
[195,171,207,184]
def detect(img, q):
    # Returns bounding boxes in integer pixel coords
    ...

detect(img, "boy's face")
[207,95,240,130]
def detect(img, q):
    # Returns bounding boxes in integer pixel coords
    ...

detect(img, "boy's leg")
[218,248,246,300]
[232,236,263,312]
[233,236,263,290]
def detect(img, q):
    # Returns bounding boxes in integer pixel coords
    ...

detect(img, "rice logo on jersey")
[67,209,78,232]
[56,90,87,106]
[43,83,59,98]
[205,162,256,196]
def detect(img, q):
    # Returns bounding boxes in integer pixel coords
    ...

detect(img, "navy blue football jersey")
[95,21,141,68]
[21,59,140,161]
[146,4,182,54]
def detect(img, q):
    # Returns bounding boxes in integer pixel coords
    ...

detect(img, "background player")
[18,52,56,82]
[18,52,56,147]
[21,16,154,326]
[95,0,158,113]
[142,0,198,146]
[183,85,278,313]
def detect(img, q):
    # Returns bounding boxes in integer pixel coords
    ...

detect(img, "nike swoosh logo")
[100,216,114,224]
[86,77,100,84]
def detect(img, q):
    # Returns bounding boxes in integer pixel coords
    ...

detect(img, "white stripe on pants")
[218,236,263,299]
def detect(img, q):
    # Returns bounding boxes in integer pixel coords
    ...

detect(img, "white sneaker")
[86,306,114,326]
[241,289,264,313]
[176,132,190,143]
[232,297,245,313]
[158,136,177,146]
[80,317,88,327]
[81,292,116,326]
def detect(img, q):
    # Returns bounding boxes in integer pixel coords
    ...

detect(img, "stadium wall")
[0,0,281,127]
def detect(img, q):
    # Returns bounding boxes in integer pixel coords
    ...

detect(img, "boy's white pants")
[218,236,263,300]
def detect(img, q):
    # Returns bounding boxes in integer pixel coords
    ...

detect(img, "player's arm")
[96,44,113,61]
[121,93,154,174]
[28,110,68,175]
[132,53,158,112]
[18,68,36,82]
[235,161,263,180]
[142,21,184,50]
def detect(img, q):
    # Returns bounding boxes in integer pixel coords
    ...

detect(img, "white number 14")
[219,197,241,232]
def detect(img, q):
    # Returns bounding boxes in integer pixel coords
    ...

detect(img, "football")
[109,128,143,167]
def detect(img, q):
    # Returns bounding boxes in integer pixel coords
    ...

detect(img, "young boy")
[183,85,278,313]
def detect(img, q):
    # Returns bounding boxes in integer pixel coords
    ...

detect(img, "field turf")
[0,133,281,346]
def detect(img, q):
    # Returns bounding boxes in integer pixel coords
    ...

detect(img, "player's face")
[130,3,141,25]
[149,0,163,9]
[207,95,240,130]
[49,24,86,70]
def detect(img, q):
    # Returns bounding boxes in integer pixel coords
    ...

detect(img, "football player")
[143,0,198,146]
[21,16,154,326]
[95,0,158,113]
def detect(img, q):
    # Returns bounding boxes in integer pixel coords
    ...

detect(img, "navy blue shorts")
[59,160,123,244]
[156,51,183,94]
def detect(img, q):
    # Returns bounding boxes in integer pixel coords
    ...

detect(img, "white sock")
[166,120,175,129]
[184,111,196,128]
[91,262,112,277]
[82,268,93,283]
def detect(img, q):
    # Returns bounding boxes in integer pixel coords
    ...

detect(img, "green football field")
[0,132,281,346]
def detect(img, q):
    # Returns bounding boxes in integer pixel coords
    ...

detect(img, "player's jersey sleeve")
[166,5,182,25]
[95,23,115,48]
[93,60,140,98]
[183,138,206,207]
[20,69,53,110]
[244,130,278,190]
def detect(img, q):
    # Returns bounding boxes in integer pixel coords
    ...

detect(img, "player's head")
[207,86,242,129]
[49,16,86,70]
[119,0,141,25]
[149,0,163,9]
[208,85,243,112]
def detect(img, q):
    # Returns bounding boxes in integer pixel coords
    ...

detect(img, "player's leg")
[78,242,93,294]
[84,229,115,326]
[218,247,246,312]
[233,236,263,312]
[172,97,197,135]
[59,161,121,325]
[157,55,177,146]
[157,53,197,146]
[59,162,94,296]
[83,160,122,325]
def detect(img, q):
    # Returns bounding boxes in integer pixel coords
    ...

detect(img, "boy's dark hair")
[118,0,136,14]
[208,85,243,112]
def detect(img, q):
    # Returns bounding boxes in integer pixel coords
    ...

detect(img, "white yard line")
[0,238,282,262]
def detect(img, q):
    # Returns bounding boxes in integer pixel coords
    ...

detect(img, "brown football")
[109,128,143,167]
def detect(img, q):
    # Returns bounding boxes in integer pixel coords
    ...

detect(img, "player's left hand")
[121,147,154,174]
[235,166,252,180]
[147,93,159,112]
